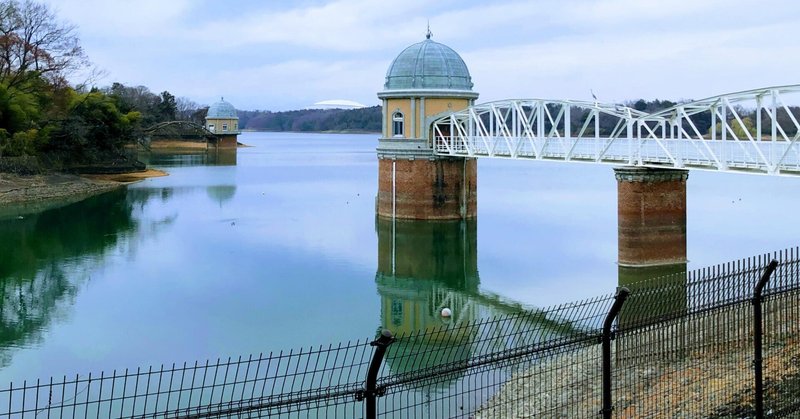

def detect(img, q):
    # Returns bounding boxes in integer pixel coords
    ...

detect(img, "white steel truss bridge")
[432,84,800,176]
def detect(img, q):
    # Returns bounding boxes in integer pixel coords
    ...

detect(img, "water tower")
[377,31,479,220]
[205,98,240,148]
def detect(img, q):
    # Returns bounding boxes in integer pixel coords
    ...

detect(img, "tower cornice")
[378,89,479,100]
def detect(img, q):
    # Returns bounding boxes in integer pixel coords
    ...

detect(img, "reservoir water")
[1,131,799,384]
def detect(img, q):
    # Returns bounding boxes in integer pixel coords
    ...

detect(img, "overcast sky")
[42,0,800,111]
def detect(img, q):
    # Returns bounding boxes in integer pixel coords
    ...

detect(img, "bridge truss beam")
[432,85,800,176]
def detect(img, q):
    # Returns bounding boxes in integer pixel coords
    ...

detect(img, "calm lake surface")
[1,131,799,383]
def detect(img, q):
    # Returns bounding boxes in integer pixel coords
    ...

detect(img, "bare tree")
[176,96,200,121]
[0,0,88,90]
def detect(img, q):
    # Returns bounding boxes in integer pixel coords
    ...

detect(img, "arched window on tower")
[392,112,404,137]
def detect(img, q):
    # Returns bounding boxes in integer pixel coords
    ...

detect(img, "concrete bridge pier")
[614,167,689,269]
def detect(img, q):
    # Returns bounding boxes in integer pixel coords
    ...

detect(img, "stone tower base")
[377,156,476,220]
[214,135,238,148]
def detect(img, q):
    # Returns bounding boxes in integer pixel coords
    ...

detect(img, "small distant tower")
[377,30,479,220]
[205,97,240,148]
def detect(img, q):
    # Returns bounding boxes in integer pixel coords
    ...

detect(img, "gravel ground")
[475,293,799,418]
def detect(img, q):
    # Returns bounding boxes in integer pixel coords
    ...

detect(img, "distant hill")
[239,106,381,133]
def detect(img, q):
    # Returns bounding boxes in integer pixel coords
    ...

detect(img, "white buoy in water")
[441,308,452,318]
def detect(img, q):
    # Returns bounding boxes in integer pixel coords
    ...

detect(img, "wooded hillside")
[238,106,381,132]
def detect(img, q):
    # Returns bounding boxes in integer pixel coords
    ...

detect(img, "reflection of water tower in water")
[375,218,479,391]
[375,218,479,340]
[205,98,240,149]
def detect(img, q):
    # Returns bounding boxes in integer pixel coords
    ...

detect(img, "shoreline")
[144,139,251,150]
[0,169,168,218]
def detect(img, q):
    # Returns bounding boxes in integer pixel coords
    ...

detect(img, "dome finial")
[426,21,432,40]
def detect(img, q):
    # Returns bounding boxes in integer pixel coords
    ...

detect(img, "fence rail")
[2,247,800,418]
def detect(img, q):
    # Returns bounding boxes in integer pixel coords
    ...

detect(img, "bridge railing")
[433,84,800,175]
[433,99,645,161]
[2,247,800,418]
[636,85,800,174]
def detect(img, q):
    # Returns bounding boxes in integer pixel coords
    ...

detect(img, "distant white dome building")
[313,99,368,109]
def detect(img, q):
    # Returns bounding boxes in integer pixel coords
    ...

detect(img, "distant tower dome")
[205,97,240,144]
[207,98,238,118]
[383,35,474,92]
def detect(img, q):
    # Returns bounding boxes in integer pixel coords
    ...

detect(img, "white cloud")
[464,21,800,104]
[189,0,435,52]
[37,0,800,110]
[46,0,192,38]
[166,58,386,110]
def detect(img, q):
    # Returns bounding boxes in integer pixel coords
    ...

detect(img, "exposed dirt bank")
[147,139,249,149]
[82,169,167,183]
[149,140,208,149]
[0,169,167,218]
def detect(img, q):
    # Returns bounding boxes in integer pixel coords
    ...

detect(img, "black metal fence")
[2,247,799,418]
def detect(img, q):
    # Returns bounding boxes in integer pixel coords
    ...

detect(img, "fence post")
[601,286,630,419]
[363,329,395,419]
[752,259,778,419]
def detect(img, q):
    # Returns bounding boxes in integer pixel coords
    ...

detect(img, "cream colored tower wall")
[384,97,473,139]
[424,98,471,118]
[206,117,239,134]
[423,98,471,139]
[385,99,413,138]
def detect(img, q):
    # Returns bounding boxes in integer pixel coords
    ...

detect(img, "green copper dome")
[206,98,238,119]
[384,38,473,91]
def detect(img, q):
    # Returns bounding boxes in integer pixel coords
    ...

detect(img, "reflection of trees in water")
[0,263,77,368]
[0,189,135,279]
[0,188,176,367]
[138,149,237,167]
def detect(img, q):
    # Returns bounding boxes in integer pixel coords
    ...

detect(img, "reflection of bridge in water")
[137,147,237,167]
